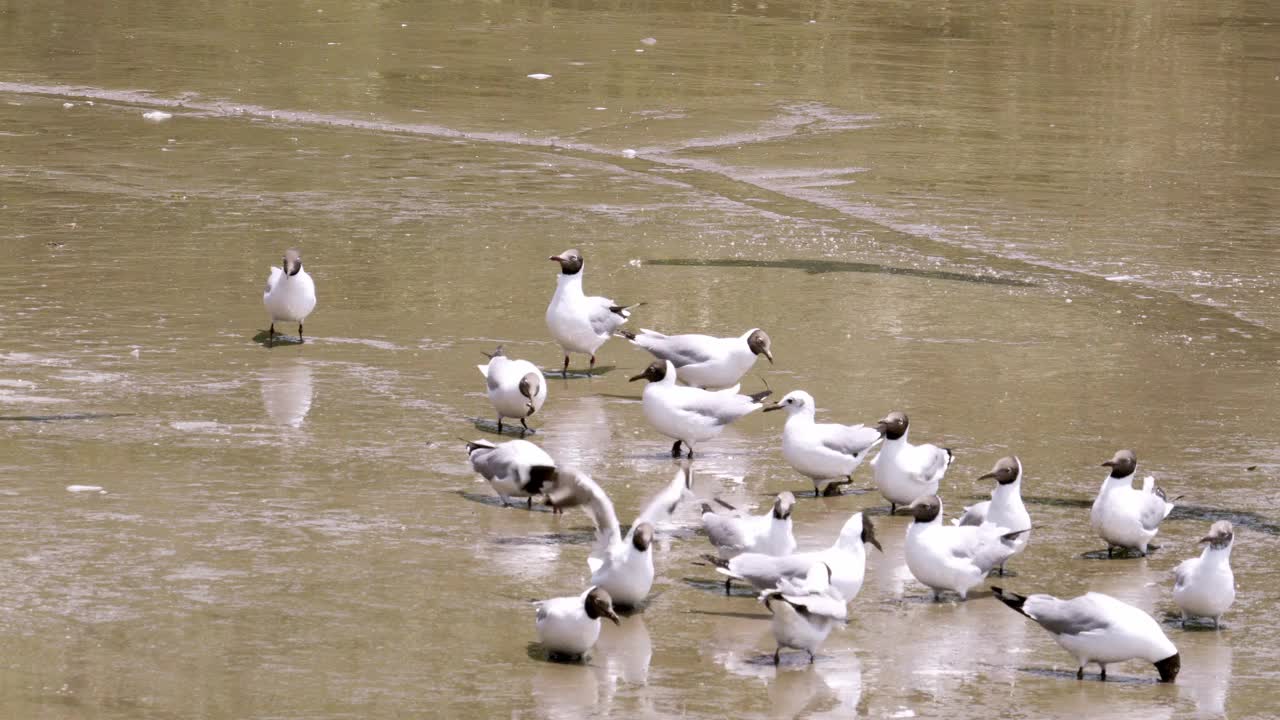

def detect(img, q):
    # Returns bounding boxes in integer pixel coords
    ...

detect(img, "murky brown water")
[2,0,1278,717]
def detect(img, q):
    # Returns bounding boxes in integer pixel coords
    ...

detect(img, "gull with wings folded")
[464,438,557,508]
[762,562,847,665]
[629,360,770,458]
[534,586,621,661]
[765,390,883,497]
[904,495,1028,601]
[701,492,797,560]
[546,465,693,609]
[477,345,547,435]
[992,586,1180,682]
[953,456,1031,574]
[1173,521,1236,628]
[1090,449,1177,556]
[545,248,639,376]
[871,411,954,514]
[620,327,772,389]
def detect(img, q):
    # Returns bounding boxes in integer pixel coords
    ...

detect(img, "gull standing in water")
[706,512,880,598]
[1090,449,1176,557]
[619,328,773,389]
[1173,521,1236,628]
[992,586,1181,683]
[464,438,557,508]
[871,411,954,514]
[701,492,797,560]
[545,466,692,609]
[765,391,883,497]
[263,248,316,345]
[545,248,639,376]
[477,346,547,434]
[954,456,1031,574]
[903,495,1027,601]
[761,563,847,665]
[534,586,621,661]
[629,360,770,458]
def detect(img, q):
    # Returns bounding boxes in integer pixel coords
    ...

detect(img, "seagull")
[619,328,773,389]
[706,512,881,598]
[1173,521,1236,628]
[545,465,692,609]
[991,586,1180,682]
[761,563,847,665]
[871,411,954,514]
[464,438,557,508]
[903,495,1028,601]
[476,346,547,434]
[1089,449,1176,556]
[534,586,621,661]
[629,360,770,458]
[545,248,638,376]
[701,492,797,560]
[765,391,883,497]
[954,456,1031,574]
[263,248,317,345]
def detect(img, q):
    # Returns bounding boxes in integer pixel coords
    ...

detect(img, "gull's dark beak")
[762,403,783,413]
[978,471,997,481]
[874,421,888,435]
[870,536,883,552]
[764,349,774,364]
[604,608,621,625]
[1101,460,1115,468]
[548,255,562,262]
[628,372,645,382]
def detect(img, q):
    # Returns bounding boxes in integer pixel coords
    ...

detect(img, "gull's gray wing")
[678,389,762,426]
[725,553,818,590]
[1139,489,1172,531]
[631,466,691,535]
[264,266,283,296]
[633,332,716,367]
[1173,559,1194,592]
[466,441,504,481]
[587,296,631,337]
[955,501,990,527]
[1024,594,1112,636]
[820,424,884,459]
[703,513,750,555]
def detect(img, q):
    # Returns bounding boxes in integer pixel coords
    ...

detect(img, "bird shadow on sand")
[252,330,304,347]
[785,486,874,501]
[596,392,643,401]
[744,652,834,668]
[681,577,762,599]
[525,642,601,666]
[0,412,134,423]
[453,490,556,513]
[645,258,1033,287]
[542,365,617,380]
[1159,612,1226,631]
[1079,548,1158,560]
[1015,666,1155,685]
[687,608,772,621]
[470,418,538,437]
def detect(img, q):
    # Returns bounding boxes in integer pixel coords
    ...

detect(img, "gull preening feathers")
[629,360,771,458]
[1089,449,1176,556]
[546,466,692,608]
[701,492,797,560]
[1173,521,1236,627]
[954,456,1032,573]
[761,562,847,665]
[263,248,317,344]
[477,346,547,434]
[765,390,883,497]
[545,248,638,376]
[904,495,1028,601]
[534,586,621,661]
[464,438,557,508]
[707,511,880,599]
[992,586,1180,682]
[871,411,954,513]
[620,327,773,389]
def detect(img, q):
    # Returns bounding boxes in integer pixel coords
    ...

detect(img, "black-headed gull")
[904,495,1027,601]
[465,438,557,508]
[992,586,1180,682]
[629,360,770,458]
[701,492,797,560]
[954,456,1031,574]
[534,586,621,661]
[263,248,316,345]
[761,563,847,665]
[1090,449,1176,556]
[871,411,953,514]
[620,327,772,389]
[545,248,638,376]
[765,390,882,497]
[707,512,880,598]
[545,466,691,608]
[1173,521,1236,628]
[477,346,547,434]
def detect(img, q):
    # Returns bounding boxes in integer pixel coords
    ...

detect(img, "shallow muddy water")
[1,0,1277,718]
